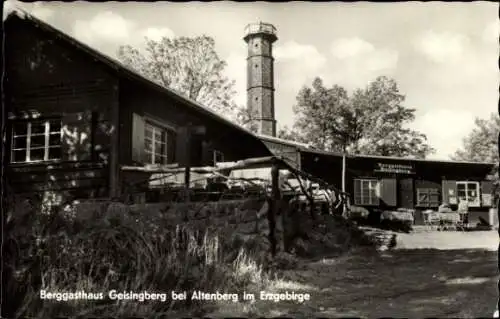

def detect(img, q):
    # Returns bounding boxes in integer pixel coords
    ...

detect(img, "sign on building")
[374,163,414,174]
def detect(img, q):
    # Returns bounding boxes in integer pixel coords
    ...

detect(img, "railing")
[120,155,350,214]
[244,22,277,37]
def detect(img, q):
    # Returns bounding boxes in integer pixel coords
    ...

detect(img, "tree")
[452,112,499,163]
[277,125,308,144]
[117,35,241,119]
[291,76,435,158]
[452,113,499,200]
[235,106,259,134]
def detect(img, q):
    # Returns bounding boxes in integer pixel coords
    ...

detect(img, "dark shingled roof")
[4,8,273,158]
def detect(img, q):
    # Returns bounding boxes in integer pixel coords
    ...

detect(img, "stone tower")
[244,22,278,137]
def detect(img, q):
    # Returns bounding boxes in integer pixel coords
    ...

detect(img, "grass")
[2,197,275,318]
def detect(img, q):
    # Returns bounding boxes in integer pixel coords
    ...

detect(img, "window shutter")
[380,178,397,207]
[166,132,176,164]
[175,126,190,167]
[354,179,361,205]
[190,133,203,167]
[131,113,145,164]
[201,141,213,166]
[399,178,414,208]
[442,180,457,205]
[62,111,93,161]
[481,180,494,207]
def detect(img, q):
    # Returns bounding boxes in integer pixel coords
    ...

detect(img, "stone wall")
[71,197,379,263]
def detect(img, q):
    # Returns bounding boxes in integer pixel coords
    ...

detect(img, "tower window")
[254,64,258,68]
[254,43,259,48]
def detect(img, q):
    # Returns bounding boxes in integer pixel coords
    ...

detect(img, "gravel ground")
[395,228,498,250]
[208,230,499,318]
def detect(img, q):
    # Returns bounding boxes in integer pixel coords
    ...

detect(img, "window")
[354,179,380,206]
[213,150,224,164]
[456,181,480,207]
[416,188,440,207]
[144,122,168,165]
[11,119,62,163]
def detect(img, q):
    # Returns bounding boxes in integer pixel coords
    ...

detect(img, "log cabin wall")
[345,157,494,225]
[4,15,117,201]
[299,150,495,225]
[119,78,271,169]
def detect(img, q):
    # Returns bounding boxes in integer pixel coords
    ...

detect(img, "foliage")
[452,112,500,200]
[277,126,308,144]
[452,112,499,164]
[117,35,243,121]
[291,76,435,158]
[235,106,260,134]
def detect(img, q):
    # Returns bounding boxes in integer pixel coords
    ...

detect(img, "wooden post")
[109,83,120,199]
[342,153,346,193]
[184,125,192,204]
[342,152,348,217]
[269,160,279,257]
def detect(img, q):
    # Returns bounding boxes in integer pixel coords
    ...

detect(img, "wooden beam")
[269,160,279,257]
[109,82,120,198]
[121,156,280,173]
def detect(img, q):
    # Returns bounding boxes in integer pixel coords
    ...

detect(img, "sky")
[4,1,499,160]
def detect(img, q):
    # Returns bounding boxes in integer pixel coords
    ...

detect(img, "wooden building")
[263,138,496,225]
[3,11,272,203]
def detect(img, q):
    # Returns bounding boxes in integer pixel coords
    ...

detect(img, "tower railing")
[244,22,277,37]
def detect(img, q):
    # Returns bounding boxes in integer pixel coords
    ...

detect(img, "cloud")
[273,41,327,91]
[73,11,136,45]
[30,2,54,21]
[224,52,247,107]
[330,37,374,59]
[72,11,176,56]
[411,109,477,159]
[482,21,499,44]
[275,41,327,71]
[141,27,175,41]
[324,37,398,90]
[414,30,469,64]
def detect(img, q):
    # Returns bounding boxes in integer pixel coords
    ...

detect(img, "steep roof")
[4,9,270,155]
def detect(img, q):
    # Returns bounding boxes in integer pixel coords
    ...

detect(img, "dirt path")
[208,247,498,318]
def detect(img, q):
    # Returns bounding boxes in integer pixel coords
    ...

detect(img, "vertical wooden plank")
[175,126,190,167]
[189,132,203,167]
[342,154,346,193]
[354,179,361,205]
[131,113,145,164]
[109,83,120,198]
[201,140,212,166]
[481,180,494,207]
[180,125,192,204]
[166,131,176,164]
[381,178,397,207]
[399,178,414,208]
[269,161,279,257]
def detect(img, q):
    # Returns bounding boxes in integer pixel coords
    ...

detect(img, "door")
[399,178,414,208]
